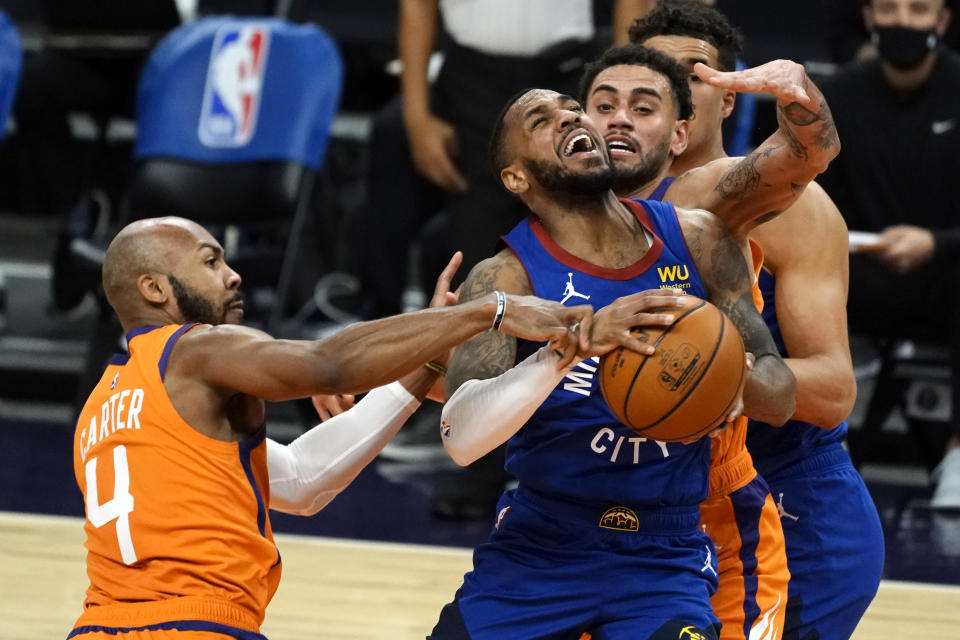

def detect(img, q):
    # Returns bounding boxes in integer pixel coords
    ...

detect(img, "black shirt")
[819,49,960,262]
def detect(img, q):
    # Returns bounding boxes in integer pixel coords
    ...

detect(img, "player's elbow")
[764,369,798,427]
[442,438,478,467]
[806,374,857,429]
[812,134,840,174]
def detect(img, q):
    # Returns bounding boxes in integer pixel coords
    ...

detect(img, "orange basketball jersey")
[71,324,281,636]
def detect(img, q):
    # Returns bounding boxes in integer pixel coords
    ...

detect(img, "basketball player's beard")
[611,136,672,196]
[523,156,616,198]
[168,274,241,326]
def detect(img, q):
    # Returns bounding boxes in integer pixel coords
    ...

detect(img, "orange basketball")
[599,295,746,442]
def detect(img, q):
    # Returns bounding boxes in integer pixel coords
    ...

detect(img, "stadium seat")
[125,15,343,332]
[0,10,23,140]
[849,338,953,471]
[71,15,342,405]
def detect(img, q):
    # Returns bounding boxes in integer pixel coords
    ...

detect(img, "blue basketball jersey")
[500,198,712,508]
[746,269,848,478]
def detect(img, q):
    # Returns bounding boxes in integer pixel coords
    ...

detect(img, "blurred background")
[0,0,958,589]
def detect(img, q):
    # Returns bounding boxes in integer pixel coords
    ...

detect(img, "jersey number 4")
[84,445,137,565]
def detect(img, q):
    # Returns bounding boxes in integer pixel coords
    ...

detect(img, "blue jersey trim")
[109,353,130,366]
[238,427,269,537]
[732,480,766,639]
[158,324,196,382]
[125,325,162,344]
[68,619,268,639]
[648,176,676,202]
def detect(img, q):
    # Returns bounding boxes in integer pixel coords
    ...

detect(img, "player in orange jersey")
[580,4,843,637]
[69,215,601,640]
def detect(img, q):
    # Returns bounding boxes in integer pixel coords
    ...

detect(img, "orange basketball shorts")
[700,474,789,640]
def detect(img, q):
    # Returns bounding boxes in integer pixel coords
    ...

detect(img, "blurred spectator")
[818,0,960,508]
[9,1,180,215]
[823,0,960,64]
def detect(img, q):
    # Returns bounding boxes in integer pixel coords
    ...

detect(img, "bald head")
[102,217,213,316]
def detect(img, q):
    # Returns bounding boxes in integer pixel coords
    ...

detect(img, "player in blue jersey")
[576,3,880,639]
[427,47,796,640]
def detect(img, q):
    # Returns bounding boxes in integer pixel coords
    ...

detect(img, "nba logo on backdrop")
[198,24,270,147]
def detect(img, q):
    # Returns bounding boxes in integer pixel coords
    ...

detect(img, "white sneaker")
[930,448,960,510]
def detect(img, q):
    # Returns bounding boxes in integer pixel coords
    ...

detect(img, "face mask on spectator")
[871,25,939,69]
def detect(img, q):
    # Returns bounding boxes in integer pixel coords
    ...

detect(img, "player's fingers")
[553,329,580,369]
[625,290,687,310]
[562,305,594,352]
[621,332,656,356]
[431,251,463,306]
[726,397,745,423]
[311,396,332,421]
[334,394,355,415]
[693,62,721,84]
[631,312,676,327]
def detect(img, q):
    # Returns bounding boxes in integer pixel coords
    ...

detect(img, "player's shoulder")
[461,247,532,299]
[665,157,737,209]
[752,180,848,266]
[756,180,846,240]
[674,205,726,238]
[170,323,274,364]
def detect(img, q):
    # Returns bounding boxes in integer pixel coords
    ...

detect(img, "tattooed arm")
[441,250,578,465]
[669,60,840,243]
[445,250,535,395]
[679,207,796,426]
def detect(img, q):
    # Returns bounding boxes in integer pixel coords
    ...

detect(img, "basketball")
[598,295,746,442]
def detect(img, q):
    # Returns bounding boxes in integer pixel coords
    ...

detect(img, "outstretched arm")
[267,252,466,514]
[671,60,840,241]
[679,207,796,425]
[168,268,591,403]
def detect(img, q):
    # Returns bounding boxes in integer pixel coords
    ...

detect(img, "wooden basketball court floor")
[2,511,958,640]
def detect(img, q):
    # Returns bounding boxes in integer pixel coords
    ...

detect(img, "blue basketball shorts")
[762,444,884,640]
[428,487,721,640]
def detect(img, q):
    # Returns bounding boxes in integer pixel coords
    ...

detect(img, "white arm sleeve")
[267,382,420,516]
[441,346,572,466]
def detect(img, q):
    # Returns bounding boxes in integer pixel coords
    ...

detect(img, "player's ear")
[501,163,529,195]
[720,89,736,120]
[137,273,169,305]
[670,119,689,158]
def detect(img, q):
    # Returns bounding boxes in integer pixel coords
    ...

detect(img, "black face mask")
[871,25,939,69]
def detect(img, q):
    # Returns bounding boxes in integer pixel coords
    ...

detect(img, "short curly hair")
[578,44,693,122]
[628,0,743,72]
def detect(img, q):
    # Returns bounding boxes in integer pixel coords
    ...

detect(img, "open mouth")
[562,131,598,157]
[605,135,637,155]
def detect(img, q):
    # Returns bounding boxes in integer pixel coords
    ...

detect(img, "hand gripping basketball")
[598,294,747,443]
